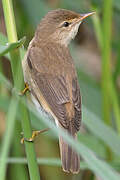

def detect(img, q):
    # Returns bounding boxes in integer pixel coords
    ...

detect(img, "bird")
[22,9,95,174]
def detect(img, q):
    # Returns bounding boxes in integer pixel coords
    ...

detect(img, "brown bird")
[22,9,94,174]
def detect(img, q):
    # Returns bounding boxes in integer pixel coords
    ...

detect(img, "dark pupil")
[63,22,69,27]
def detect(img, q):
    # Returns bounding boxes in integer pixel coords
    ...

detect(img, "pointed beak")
[79,12,95,21]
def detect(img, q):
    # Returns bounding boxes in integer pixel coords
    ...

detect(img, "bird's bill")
[79,12,95,21]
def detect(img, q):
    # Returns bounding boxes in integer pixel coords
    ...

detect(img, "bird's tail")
[59,127,80,174]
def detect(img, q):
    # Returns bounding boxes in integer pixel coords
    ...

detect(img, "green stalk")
[92,12,103,50]
[109,82,120,134]
[92,1,120,158]
[102,0,113,125]
[92,7,120,134]
[0,97,19,180]
[102,0,120,134]
[2,0,17,42]
[0,60,4,93]
[9,122,28,180]
[1,0,40,179]
[102,0,113,160]
[113,41,120,82]
[0,60,7,96]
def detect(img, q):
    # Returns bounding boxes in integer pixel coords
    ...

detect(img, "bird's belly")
[31,94,54,122]
[31,93,60,128]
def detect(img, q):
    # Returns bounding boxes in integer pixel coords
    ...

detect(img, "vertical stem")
[0,60,4,94]
[102,0,113,125]
[109,82,120,134]
[0,97,19,180]
[92,12,103,50]
[2,0,17,42]
[113,41,120,82]
[101,0,113,160]
[9,122,29,180]
[92,6,120,134]
[1,0,40,179]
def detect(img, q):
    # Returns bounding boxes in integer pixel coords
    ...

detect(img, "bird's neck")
[31,36,69,49]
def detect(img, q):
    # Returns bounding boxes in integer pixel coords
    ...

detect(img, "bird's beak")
[79,12,95,21]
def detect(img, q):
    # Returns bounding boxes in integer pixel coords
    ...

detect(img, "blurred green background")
[0,0,120,180]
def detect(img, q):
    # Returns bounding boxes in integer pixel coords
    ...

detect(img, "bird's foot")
[21,128,50,144]
[20,82,29,96]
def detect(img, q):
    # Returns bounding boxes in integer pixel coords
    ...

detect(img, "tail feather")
[59,134,80,174]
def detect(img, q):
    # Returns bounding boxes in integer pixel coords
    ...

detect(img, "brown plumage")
[22,9,94,173]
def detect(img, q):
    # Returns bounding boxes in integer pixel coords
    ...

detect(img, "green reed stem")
[1,0,40,179]
[102,0,113,125]
[92,6,120,134]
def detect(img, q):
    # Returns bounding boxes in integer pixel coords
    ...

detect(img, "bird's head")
[35,9,95,46]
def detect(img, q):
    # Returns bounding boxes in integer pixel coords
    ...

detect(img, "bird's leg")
[20,82,29,95]
[21,128,50,144]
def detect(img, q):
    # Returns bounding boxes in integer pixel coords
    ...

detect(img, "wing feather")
[72,78,81,131]
[34,73,70,128]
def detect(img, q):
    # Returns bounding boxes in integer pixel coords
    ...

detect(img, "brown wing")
[35,73,70,128]
[72,78,81,131]
[27,45,81,131]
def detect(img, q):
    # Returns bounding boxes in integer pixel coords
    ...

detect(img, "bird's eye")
[63,22,70,27]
